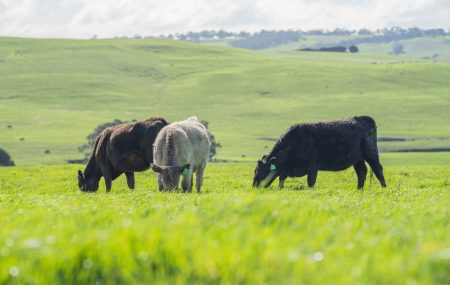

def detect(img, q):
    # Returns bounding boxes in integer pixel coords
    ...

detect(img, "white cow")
[151,116,210,192]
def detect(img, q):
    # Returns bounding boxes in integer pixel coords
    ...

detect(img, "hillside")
[0,37,449,165]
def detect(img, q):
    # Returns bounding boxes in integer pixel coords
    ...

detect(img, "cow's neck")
[266,141,292,170]
[269,149,287,163]
[84,154,102,180]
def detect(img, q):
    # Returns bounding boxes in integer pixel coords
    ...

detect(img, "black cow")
[77,117,169,192]
[253,116,386,189]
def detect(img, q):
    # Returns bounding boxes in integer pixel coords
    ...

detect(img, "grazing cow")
[77,117,169,192]
[253,116,386,189]
[151,116,210,192]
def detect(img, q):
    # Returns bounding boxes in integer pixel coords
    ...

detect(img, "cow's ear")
[180,164,191,175]
[151,163,163,173]
[78,170,84,178]
[269,157,278,166]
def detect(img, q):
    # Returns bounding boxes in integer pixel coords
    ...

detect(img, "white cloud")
[0,0,449,38]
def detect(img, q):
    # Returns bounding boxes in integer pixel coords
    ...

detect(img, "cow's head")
[151,163,191,191]
[77,170,99,192]
[253,156,279,188]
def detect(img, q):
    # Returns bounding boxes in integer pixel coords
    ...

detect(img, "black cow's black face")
[253,156,279,188]
[77,170,99,192]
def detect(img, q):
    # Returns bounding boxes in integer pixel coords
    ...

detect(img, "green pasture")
[0,36,449,285]
[0,37,449,165]
[358,36,450,62]
[0,163,449,284]
[268,35,450,63]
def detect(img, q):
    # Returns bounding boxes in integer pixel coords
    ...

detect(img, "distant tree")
[217,30,232,39]
[78,119,128,159]
[298,46,346,52]
[349,45,359,53]
[305,29,325,35]
[406,27,422,38]
[423,28,446,37]
[0,148,15,166]
[329,28,353,36]
[238,31,251,38]
[392,42,404,55]
[200,120,222,161]
[358,28,372,35]
[320,46,346,52]
[231,30,301,50]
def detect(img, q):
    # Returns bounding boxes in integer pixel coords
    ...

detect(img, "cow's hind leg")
[307,170,318,188]
[125,172,135,190]
[365,157,386,188]
[195,165,206,193]
[353,160,368,189]
[362,141,387,187]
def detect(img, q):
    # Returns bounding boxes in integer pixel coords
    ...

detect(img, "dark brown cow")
[77,117,169,192]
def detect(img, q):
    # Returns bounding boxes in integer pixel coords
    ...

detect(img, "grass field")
[0,163,449,284]
[358,36,450,62]
[267,35,450,62]
[0,36,449,285]
[0,37,449,165]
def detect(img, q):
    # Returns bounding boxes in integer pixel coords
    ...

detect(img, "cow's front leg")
[307,170,318,188]
[103,172,112,192]
[181,172,192,193]
[156,173,164,191]
[278,174,287,189]
[125,172,135,190]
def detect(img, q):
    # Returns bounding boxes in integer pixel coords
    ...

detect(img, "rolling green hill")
[0,37,449,165]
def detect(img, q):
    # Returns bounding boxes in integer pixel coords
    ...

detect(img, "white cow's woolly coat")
[152,116,210,191]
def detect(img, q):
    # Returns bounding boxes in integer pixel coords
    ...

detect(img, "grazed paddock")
[0,163,448,284]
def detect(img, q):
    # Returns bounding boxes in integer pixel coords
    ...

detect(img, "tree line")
[105,27,449,50]
[160,27,450,50]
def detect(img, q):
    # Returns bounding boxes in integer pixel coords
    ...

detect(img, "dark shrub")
[298,46,347,52]
[200,120,222,162]
[349,45,359,53]
[0,148,15,166]
[392,42,404,54]
[319,46,347,52]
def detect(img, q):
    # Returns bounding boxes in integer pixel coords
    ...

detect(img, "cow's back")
[177,118,210,168]
[153,117,210,169]
[108,118,168,158]
[281,117,377,172]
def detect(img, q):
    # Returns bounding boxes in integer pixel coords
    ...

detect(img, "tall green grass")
[0,164,449,284]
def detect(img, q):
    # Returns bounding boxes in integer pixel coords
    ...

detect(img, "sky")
[0,0,449,39]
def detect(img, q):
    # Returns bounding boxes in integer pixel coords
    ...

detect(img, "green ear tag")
[270,164,276,171]
[183,167,190,175]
